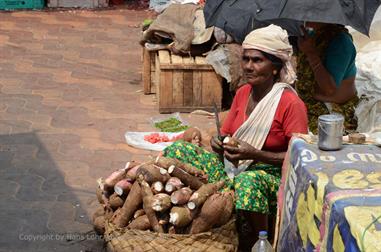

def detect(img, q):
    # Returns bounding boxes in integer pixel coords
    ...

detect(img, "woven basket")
[104,218,238,252]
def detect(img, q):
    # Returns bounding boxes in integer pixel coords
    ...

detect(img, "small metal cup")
[318,114,344,151]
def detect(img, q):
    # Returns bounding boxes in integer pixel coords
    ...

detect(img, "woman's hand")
[190,131,201,146]
[298,26,317,56]
[223,139,258,163]
[210,135,224,154]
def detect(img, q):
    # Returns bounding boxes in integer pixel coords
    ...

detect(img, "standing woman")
[296,22,359,133]
[163,25,308,251]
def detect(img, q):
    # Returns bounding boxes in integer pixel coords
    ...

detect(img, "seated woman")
[163,25,308,251]
[296,22,358,133]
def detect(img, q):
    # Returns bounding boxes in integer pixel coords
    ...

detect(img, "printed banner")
[277,139,381,252]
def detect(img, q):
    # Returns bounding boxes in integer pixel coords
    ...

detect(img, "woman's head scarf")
[242,24,296,84]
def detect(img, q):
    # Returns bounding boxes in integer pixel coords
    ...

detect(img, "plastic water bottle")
[251,231,274,252]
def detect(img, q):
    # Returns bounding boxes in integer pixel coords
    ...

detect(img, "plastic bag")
[171,0,199,4]
[354,41,381,133]
[125,131,183,152]
[149,0,171,13]
[206,46,231,83]
[149,0,199,13]
[150,112,186,125]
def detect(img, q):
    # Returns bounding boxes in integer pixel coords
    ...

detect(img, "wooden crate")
[142,48,157,95]
[154,50,222,113]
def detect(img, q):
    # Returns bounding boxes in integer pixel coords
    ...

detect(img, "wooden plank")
[150,52,156,93]
[159,106,215,113]
[183,56,194,64]
[151,71,157,93]
[159,70,173,110]
[155,53,161,100]
[170,55,184,104]
[202,71,222,107]
[150,51,156,68]
[143,48,151,95]
[183,70,193,106]
[160,64,213,70]
[150,70,156,93]
[195,56,207,64]
[193,71,202,106]
[171,54,183,64]
[172,70,184,106]
[159,50,171,64]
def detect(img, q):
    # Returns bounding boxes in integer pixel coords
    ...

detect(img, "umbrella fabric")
[203,0,302,43]
[203,0,254,43]
[265,0,381,35]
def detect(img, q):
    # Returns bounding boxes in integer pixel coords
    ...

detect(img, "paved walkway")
[0,9,169,252]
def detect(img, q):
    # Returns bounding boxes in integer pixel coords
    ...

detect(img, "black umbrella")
[257,0,381,35]
[203,0,303,43]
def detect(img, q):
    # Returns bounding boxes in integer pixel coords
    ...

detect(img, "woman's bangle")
[311,62,322,71]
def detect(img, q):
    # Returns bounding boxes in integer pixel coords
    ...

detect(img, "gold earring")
[273,70,278,75]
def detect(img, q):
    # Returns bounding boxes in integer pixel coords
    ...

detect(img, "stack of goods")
[142,4,215,56]
[93,157,238,251]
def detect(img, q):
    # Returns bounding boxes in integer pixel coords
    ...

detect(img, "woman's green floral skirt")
[163,141,280,215]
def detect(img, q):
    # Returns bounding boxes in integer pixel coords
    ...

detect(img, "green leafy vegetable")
[154,118,188,132]
[161,125,189,132]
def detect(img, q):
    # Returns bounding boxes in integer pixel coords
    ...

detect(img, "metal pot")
[318,114,344,151]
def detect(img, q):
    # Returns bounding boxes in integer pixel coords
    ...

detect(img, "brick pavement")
[0,8,218,252]
[1,7,380,252]
[2,5,381,251]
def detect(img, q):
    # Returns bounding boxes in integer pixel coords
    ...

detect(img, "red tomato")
[144,132,185,144]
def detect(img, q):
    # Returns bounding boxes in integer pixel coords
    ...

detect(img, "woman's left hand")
[223,139,258,163]
[298,26,317,56]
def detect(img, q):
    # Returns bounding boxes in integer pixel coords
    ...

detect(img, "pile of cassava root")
[92,156,234,235]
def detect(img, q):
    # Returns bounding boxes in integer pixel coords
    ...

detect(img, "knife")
[213,102,223,140]
[212,102,224,164]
